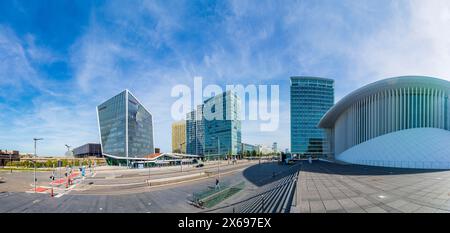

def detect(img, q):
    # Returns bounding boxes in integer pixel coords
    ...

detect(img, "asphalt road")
[0,160,289,213]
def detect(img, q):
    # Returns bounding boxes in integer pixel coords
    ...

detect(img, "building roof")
[318,76,450,128]
[103,152,201,161]
[144,153,162,159]
[290,76,334,82]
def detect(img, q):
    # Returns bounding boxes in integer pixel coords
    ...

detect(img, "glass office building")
[186,110,197,155]
[186,105,205,156]
[290,77,334,157]
[203,91,242,159]
[97,90,154,165]
[195,105,205,155]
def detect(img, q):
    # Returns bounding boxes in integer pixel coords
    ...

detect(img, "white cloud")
[4,0,450,155]
[347,0,450,91]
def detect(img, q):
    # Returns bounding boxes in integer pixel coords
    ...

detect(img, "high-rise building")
[171,120,186,153]
[203,91,242,159]
[186,105,205,156]
[186,91,242,158]
[195,104,205,156]
[290,76,334,157]
[97,90,154,165]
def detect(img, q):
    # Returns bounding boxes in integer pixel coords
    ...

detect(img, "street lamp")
[148,158,151,186]
[65,144,72,168]
[179,141,186,172]
[217,137,220,181]
[9,152,12,173]
[33,138,43,193]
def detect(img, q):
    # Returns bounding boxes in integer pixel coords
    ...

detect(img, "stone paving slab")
[296,161,450,213]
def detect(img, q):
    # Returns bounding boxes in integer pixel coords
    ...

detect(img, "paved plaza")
[0,160,286,213]
[2,160,450,213]
[292,161,450,213]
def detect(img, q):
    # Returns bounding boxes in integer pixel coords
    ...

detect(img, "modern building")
[72,143,102,158]
[241,143,258,155]
[0,150,20,166]
[172,120,186,153]
[195,104,205,156]
[318,76,450,169]
[186,105,205,156]
[290,76,334,158]
[97,90,154,165]
[203,91,242,159]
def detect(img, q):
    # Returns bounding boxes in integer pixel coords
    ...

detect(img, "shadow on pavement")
[304,160,447,176]
[242,161,301,187]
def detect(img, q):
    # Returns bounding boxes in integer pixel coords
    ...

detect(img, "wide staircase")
[235,169,299,213]
[203,162,301,213]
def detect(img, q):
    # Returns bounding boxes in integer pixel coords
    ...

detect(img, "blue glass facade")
[290,77,334,157]
[203,91,241,159]
[186,105,204,156]
[97,90,154,162]
[186,91,242,158]
[186,110,197,155]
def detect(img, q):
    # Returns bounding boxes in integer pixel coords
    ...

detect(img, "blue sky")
[1,0,450,156]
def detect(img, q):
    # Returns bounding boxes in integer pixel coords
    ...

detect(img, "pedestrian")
[215,178,220,190]
[308,156,312,164]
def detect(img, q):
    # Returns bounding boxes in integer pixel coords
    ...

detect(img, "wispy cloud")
[2,0,450,155]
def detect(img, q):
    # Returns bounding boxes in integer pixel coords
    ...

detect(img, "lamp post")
[65,144,72,167]
[33,138,43,193]
[217,137,220,181]
[179,142,186,172]
[9,152,12,173]
[147,154,152,186]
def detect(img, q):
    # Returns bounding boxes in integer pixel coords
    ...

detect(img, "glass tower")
[186,105,205,156]
[97,90,154,164]
[186,110,197,155]
[203,91,242,159]
[290,77,334,157]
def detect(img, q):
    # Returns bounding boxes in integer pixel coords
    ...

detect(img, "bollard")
[51,188,54,197]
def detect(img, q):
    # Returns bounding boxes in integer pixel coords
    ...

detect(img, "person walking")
[215,178,220,190]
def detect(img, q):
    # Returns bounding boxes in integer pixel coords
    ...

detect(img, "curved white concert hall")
[318,76,450,169]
